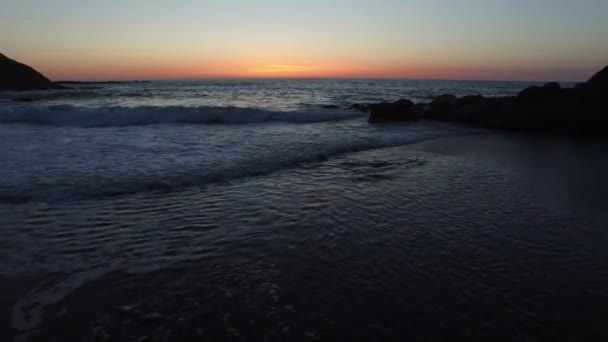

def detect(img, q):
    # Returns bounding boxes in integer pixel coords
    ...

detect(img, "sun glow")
[246,64,348,78]
[253,64,316,73]
[239,61,415,79]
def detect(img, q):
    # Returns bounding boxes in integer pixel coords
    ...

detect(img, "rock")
[517,82,563,102]
[456,95,486,107]
[543,82,562,91]
[429,94,458,113]
[394,99,415,107]
[349,103,370,111]
[450,95,496,122]
[433,94,457,105]
[0,53,62,90]
[577,65,608,100]
[365,64,608,135]
[585,65,608,93]
[369,99,421,123]
[321,105,340,109]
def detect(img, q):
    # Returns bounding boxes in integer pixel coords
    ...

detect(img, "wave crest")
[0,131,448,205]
[0,105,365,127]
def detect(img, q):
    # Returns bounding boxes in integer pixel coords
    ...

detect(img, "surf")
[0,105,366,127]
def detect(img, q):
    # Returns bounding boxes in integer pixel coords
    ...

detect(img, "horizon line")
[55,76,583,84]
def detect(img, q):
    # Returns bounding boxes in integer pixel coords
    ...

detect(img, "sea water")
[2,79,607,341]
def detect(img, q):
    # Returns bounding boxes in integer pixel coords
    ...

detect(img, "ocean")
[1,79,608,341]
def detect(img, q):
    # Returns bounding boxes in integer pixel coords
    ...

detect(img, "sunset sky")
[1,0,607,81]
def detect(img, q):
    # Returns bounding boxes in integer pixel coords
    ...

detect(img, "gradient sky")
[1,0,607,81]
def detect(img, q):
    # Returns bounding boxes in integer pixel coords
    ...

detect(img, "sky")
[1,0,607,81]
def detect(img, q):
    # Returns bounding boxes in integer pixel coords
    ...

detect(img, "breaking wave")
[0,131,448,204]
[0,105,366,127]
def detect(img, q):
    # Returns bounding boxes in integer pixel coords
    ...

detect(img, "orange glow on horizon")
[40,62,469,80]
[33,56,598,82]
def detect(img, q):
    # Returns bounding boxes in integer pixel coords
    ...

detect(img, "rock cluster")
[367,65,608,135]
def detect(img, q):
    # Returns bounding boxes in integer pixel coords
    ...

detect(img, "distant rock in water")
[0,53,62,90]
[349,103,371,112]
[366,64,608,136]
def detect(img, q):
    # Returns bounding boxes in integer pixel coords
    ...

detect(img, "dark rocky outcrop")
[517,82,563,103]
[584,65,608,95]
[368,99,425,123]
[429,94,457,112]
[0,53,63,90]
[366,65,608,136]
[349,103,371,111]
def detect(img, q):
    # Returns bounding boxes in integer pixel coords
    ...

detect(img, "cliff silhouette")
[0,53,62,90]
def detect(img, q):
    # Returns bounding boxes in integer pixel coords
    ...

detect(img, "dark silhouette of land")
[365,66,608,135]
[0,53,63,90]
[0,53,149,90]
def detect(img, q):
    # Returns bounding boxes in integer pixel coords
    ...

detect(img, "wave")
[0,105,366,127]
[0,130,450,205]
